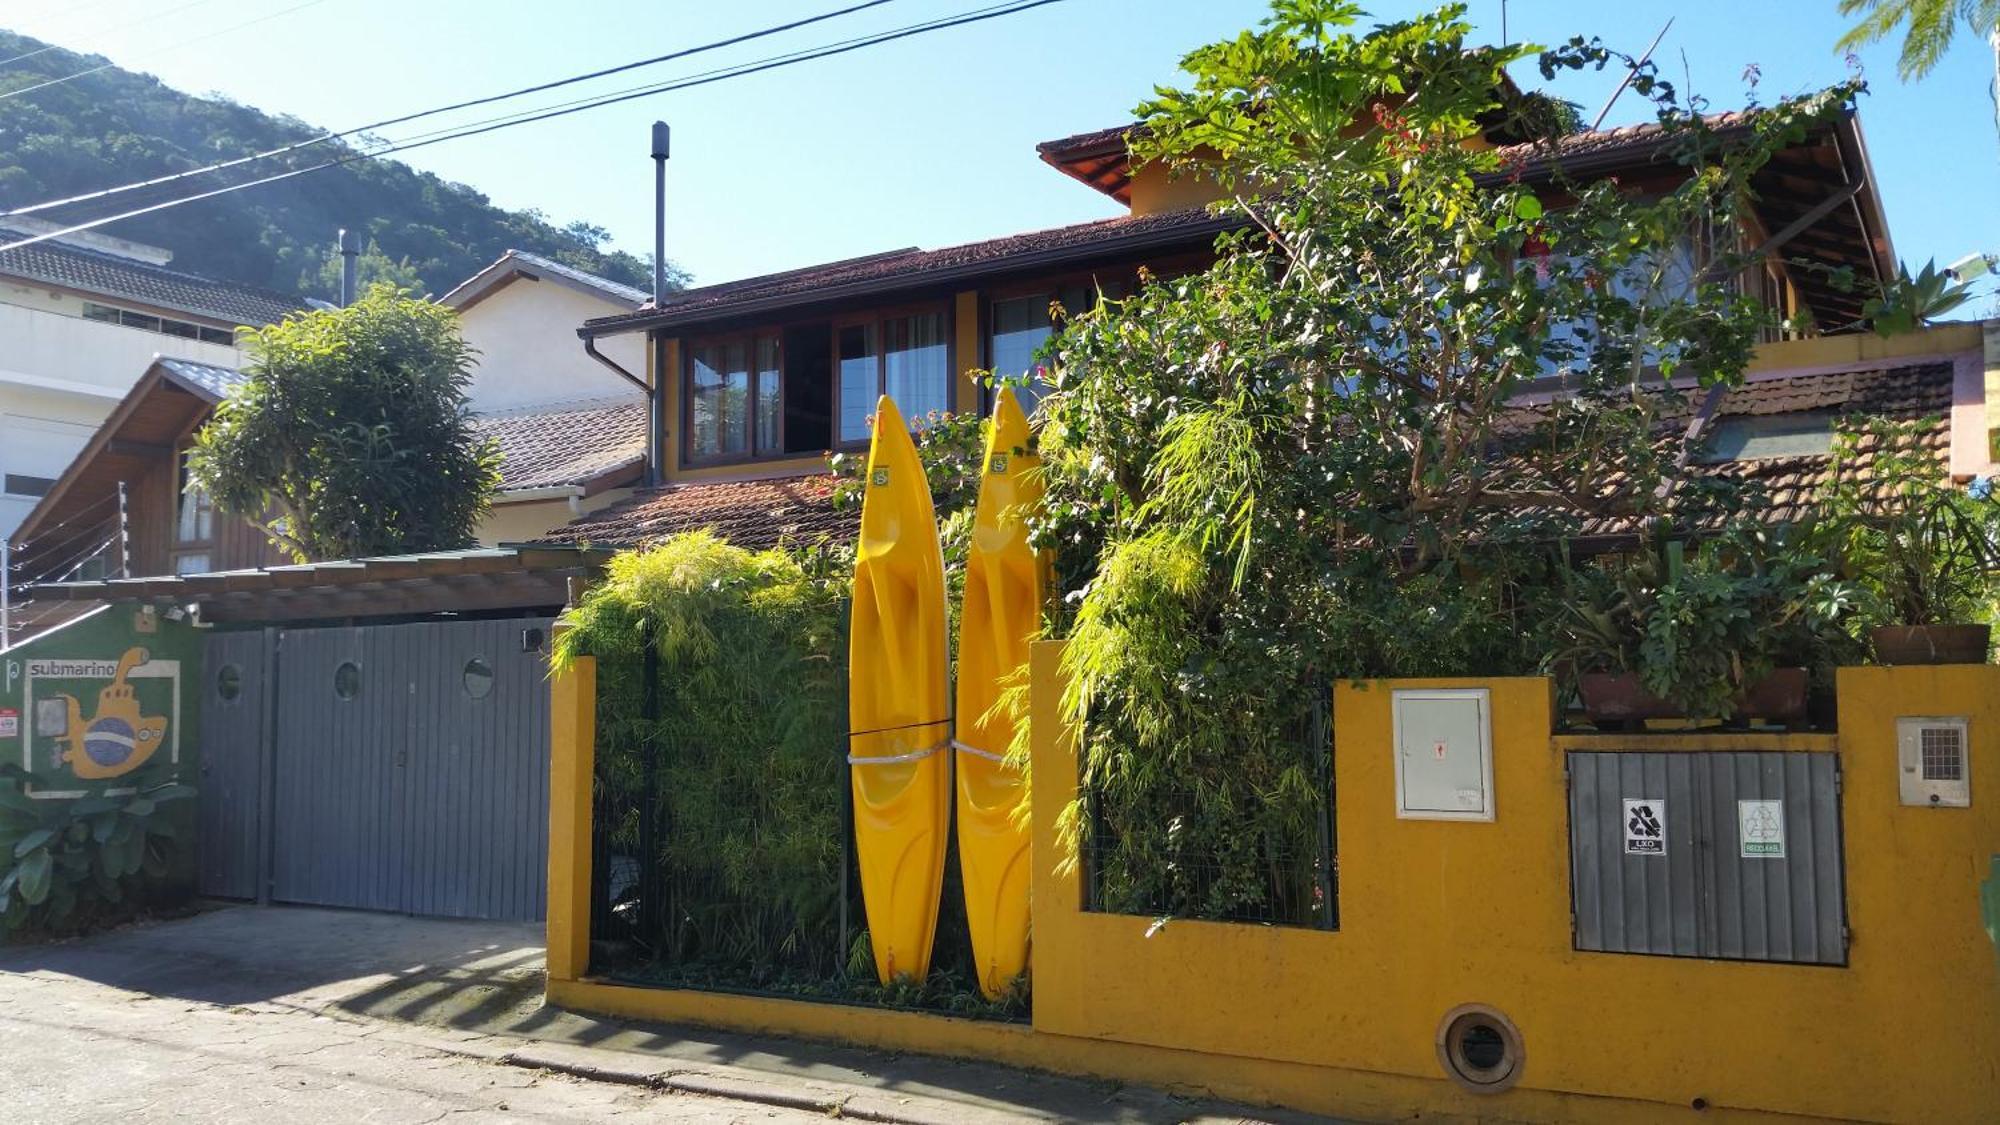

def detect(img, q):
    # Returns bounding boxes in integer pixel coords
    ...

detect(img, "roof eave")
[577,213,1238,339]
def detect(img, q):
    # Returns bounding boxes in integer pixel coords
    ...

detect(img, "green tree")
[187,285,501,561]
[1836,0,2000,136]
[1035,0,1859,921]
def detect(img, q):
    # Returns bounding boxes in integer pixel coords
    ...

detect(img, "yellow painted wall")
[1026,646,2000,1122]
[545,647,2000,1122]
[1127,160,1229,216]
[1744,320,1981,373]
[545,643,2000,1122]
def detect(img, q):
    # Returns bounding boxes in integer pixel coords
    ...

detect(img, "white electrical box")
[1896,716,1971,808]
[1392,688,1494,821]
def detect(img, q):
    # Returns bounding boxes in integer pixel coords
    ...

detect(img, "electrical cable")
[1,0,899,219]
[0,0,335,103]
[0,0,1069,253]
[0,0,231,69]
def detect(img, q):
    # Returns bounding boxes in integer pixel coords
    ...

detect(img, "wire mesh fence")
[584,618,1022,1016]
[1081,691,1338,930]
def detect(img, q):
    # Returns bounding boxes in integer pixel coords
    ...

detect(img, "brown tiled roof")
[1036,111,1762,203]
[476,398,648,493]
[538,475,854,552]
[1570,360,1957,536]
[537,360,1959,556]
[582,206,1234,335]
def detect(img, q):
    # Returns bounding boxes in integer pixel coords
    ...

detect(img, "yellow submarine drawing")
[55,647,168,781]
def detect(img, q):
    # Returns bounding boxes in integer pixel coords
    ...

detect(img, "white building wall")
[0,296,244,540]
[455,281,646,412]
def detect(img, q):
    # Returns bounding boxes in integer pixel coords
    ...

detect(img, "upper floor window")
[837,309,949,445]
[173,449,213,575]
[988,281,1125,416]
[82,301,236,346]
[687,334,781,462]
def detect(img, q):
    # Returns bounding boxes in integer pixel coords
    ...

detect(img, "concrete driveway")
[0,904,1303,1124]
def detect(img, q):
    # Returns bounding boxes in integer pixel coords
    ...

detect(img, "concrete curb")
[493,1043,1046,1125]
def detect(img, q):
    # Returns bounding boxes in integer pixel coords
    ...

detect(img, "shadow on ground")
[1,902,1313,1123]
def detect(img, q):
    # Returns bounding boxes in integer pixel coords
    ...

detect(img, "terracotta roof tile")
[538,360,1961,555]
[475,398,648,492]
[538,475,853,552]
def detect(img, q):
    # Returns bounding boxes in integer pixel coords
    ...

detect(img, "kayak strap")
[847,738,948,766]
[951,739,1008,763]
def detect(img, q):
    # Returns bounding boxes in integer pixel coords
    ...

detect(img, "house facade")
[0,218,300,540]
[541,106,1980,552]
[2,250,651,644]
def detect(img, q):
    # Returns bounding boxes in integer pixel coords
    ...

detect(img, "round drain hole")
[1436,1004,1524,1094]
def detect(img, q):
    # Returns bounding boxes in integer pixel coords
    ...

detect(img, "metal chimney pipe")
[648,122,671,485]
[337,228,359,307]
[650,121,670,304]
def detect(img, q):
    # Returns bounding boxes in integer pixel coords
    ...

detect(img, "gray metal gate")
[197,629,269,899]
[1568,750,1847,965]
[270,617,552,921]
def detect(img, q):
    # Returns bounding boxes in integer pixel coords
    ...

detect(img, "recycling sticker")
[1623,798,1666,856]
[1738,799,1786,859]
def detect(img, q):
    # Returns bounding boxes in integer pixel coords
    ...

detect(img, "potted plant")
[1822,419,1999,665]
[1546,526,1863,726]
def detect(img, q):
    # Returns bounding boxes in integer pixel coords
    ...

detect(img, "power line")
[3,0,900,220]
[0,0,1069,254]
[0,0,232,69]
[0,0,335,103]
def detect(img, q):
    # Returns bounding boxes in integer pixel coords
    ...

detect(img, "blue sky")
[5,0,1997,309]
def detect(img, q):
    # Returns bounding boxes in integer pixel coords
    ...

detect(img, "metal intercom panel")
[1568,750,1847,966]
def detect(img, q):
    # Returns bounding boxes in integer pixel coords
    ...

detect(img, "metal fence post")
[637,622,661,953]
[1,538,11,645]
[116,481,130,578]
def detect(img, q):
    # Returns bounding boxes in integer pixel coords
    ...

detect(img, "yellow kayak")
[954,386,1044,1000]
[849,395,951,985]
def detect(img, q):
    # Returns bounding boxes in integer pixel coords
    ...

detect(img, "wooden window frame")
[170,443,215,576]
[680,329,785,468]
[984,269,1139,415]
[831,300,954,450]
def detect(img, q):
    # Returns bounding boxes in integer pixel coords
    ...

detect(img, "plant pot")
[1578,668,1809,725]
[1870,624,1991,666]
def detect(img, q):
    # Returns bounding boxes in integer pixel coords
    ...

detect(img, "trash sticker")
[0,708,15,739]
[1738,799,1785,858]
[1623,798,1665,855]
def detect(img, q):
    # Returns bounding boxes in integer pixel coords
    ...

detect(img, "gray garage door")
[269,617,552,921]
[198,629,269,900]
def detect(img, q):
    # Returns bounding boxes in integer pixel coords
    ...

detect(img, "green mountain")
[0,29,682,304]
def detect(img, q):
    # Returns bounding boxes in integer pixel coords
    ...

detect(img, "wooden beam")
[105,440,172,458]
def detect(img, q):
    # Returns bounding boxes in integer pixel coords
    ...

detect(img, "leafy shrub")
[1540,526,1866,717]
[554,533,849,982]
[0,763,195,937]
[1820,417,2000,628]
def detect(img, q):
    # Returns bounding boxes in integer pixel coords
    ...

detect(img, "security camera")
[1947,252,1993,282]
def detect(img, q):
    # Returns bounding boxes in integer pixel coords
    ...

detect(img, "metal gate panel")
[196,630,267,899]
[273,625,400,911]
[1699,752,1846,964]
[1569,751,1702,956]
[269,617,549,921]
[1569,750,1846,966]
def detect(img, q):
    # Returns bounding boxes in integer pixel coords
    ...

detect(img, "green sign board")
[1,607,201,800]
